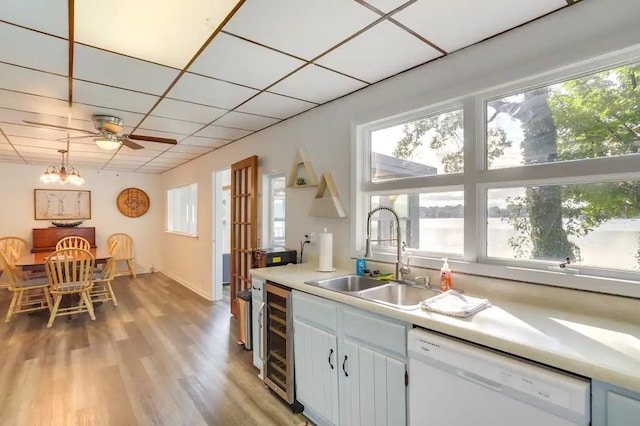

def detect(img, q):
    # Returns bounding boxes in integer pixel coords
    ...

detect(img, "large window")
[166,183,198,236]
[356,54,640,296]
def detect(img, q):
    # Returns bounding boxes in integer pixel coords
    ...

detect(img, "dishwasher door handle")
[456,370,502,392]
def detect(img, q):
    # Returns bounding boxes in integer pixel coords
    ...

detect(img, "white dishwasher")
[408,329,590,426]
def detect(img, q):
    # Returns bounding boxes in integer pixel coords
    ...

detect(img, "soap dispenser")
[439,258,452,291]
[355,251,367,276]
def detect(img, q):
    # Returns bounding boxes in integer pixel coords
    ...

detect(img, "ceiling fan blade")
[23,120,96,134]
[121,138,144,150]
[55,134,98,141]
[127,134,177,145]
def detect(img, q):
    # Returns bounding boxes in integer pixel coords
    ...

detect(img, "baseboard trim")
[162,271,212,301]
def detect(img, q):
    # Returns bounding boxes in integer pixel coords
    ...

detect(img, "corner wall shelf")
[287,148,319,188]
[309,172,347,218]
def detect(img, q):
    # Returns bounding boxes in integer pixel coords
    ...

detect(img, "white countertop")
[251,263,640,393]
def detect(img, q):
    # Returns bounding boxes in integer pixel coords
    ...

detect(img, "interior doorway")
[212,168,231,301]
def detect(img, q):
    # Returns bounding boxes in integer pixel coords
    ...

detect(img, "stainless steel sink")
[306,275,388,293]
[358,283,440,310]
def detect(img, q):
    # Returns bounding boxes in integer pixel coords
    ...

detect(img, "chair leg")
[44,288,53,312]
[82,292,96,320]
[127,259,136,278]
[106,281,118,307]
[48,295,62,328]
[5,291,19,323]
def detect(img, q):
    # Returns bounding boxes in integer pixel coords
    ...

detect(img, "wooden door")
[340,340,406,426]
[230,155,258,316]
[294,319,339,424]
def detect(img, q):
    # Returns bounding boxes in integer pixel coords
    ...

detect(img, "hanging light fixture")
[40,149,85,186]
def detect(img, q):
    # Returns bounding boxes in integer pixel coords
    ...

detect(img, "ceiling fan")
[23,115,178,151]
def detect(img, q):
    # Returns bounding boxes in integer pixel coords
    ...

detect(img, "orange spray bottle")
[439,258,452,292]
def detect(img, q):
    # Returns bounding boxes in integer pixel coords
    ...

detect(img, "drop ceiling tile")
[1,0,68,37]
[103,165,140,172]
[0,108,91,130]
[75,0,239,68]
[74,44,180,95]
[137,116,202,136]
[113,150,159,159]
[107,156,152,165]
[136,168,167,174]
[120,138,172,152]
[316,20,442,83]
[269,64,368,103]
[7,136,67,151]
[194,125,252,140]
[168,73,259,109]
[235,92,316,119]
[152,98,227,124]
[0,23,67,74]
[0,153,22,163]
[73,81,160,114]
[0,63,67,100]
[0,122,68,141]
[181,136,228,148]
[189,32,305,89]
[170,144,213,154]
[212,111,280,131]
[158,151,201,160]
[224,0,379,60]
[393,0,566,53]
[363,0,411,13]
[0,90,69,117]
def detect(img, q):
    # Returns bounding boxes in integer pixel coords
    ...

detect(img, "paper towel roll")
[317,228,334,272]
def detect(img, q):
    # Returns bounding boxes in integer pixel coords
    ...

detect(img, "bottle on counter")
[439,258,452,292]
[355,251,367,276]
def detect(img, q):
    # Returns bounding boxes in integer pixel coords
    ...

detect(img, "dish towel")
[420,290,491,318]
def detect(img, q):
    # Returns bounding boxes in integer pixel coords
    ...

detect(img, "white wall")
[161,0,640,299]
[0,163,163,274]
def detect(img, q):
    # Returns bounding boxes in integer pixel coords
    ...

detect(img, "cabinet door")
[294,319,339,425]
[593,380,640,426]
[252,301,264,371]
[340,339,406,426]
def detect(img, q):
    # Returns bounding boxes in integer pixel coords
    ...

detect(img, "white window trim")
[352,44,640,299]
[166,183,198,238]
[262,172,286,248]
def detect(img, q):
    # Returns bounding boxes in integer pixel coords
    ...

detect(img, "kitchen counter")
[251,263,640,393]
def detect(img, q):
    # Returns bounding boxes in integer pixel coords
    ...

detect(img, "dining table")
[15,248,112,272]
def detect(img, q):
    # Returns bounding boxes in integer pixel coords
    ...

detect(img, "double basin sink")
[304,274,440,310]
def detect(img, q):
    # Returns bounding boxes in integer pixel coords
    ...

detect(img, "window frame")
[166,183,198,238]
[352,45,640,299]
[262,173,286,248]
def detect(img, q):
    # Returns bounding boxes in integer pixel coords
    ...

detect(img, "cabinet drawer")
[343,307,406,358]
[292,291,337,332]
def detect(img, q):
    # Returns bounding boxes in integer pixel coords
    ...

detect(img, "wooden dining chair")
[107,233,136,278]
[1,247,52,323]
[0,236,29,283]
[90,240,119,306]
[44,248,96,328]
[56,236,91,251]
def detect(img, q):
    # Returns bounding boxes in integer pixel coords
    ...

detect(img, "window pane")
[487,181,640,271]
[487,62,640,169]
[369,191,463,255]
[166,183,198,236]
[370,109,463,182]
[270,175,286,247]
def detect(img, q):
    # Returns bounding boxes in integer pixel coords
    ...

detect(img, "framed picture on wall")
[34,189,91,220]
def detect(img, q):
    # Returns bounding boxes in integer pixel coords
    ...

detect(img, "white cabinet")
[294,319,339,424]
[592,380,640,426]
[251,276,265,375]
[340,339,406,426]
[292,290,408,426]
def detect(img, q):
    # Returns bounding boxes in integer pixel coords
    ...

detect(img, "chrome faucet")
[364,206,410,282]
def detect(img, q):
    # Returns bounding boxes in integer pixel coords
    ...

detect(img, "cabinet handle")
[328,348,334,369]
[343,355,349,377]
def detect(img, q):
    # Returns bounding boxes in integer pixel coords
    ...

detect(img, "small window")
[370,108,464,182]
[369,190,464,256]
[264,174,286,247]
[166,183,198,236]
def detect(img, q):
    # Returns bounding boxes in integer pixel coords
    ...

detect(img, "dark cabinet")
[31,227,96,252]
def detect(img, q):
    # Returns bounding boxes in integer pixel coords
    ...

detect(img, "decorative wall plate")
[117,188,150,218]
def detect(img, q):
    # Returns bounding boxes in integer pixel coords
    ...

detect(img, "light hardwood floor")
[0,273,309,426]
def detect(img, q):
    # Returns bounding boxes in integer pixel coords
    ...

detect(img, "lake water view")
[415,218,640,271]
